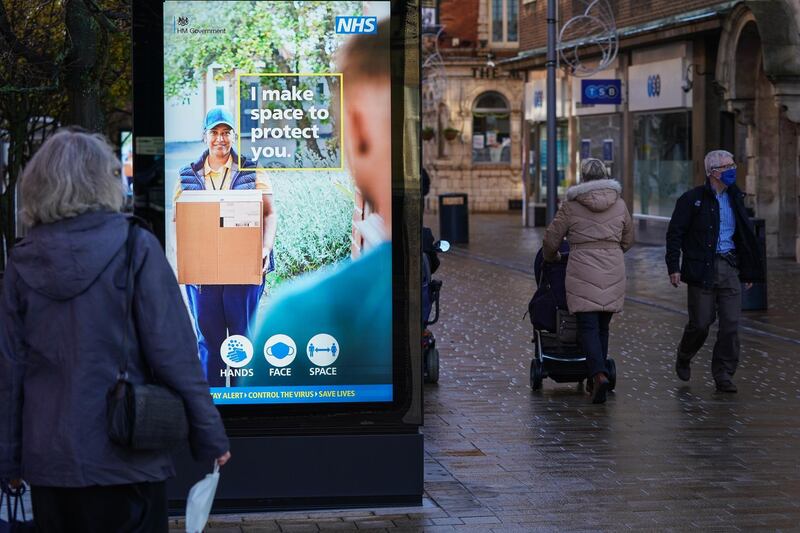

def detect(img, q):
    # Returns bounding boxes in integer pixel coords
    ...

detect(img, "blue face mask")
[267,341,295,359]
[719,168,736,186]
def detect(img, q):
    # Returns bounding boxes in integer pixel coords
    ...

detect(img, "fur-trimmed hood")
[566,179,622,213]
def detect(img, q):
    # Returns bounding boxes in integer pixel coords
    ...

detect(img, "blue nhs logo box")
[335,16,378,34]
[581,79,622,105]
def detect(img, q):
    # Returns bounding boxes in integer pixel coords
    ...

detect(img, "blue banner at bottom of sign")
[209,384,393,404]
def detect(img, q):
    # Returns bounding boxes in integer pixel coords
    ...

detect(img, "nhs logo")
[335,16,377,34]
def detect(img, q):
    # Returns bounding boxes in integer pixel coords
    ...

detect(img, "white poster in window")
[472,135,485,149]
[486,131,497,146]
[421,7,436,27]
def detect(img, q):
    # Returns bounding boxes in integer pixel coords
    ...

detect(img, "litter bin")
[439,193,469,244]
[741,218,767,310]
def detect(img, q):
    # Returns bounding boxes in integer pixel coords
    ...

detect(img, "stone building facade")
[422,0,525,213]
[502,0,800,260]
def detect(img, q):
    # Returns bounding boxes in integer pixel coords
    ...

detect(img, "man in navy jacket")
[666,150,765,392]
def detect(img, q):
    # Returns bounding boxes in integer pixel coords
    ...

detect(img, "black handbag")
[107,221,189,450]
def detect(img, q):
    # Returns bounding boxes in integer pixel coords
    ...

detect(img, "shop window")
[633,111,692,217]
[472,92,511,164]
[576,114,622,181]
[490,0,518,45]
[537,121,569,202]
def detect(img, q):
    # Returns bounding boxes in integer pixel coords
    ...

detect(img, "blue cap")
[204,106,235,131]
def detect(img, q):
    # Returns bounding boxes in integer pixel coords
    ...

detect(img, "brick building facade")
[501,0,800,260]
[422,0,525,213]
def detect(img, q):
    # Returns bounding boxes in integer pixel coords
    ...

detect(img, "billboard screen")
[163,1,393,406]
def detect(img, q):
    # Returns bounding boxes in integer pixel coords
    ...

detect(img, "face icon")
[267,341,295,359]
[264,334,298,368]
[206,125,233,160]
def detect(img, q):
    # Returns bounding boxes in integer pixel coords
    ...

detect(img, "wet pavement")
[192,213,800,532]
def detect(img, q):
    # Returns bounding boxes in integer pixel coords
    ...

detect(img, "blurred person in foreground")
[243,20,392,383]
[0,129,230,532]
[543,159,634,404]
[666,149,764,393]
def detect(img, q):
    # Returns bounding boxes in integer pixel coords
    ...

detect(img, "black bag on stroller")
[529,240,570,334]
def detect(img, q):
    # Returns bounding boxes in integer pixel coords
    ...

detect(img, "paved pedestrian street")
[190,214,800,532]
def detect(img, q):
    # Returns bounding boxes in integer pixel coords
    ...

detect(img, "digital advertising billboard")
[163,1,394,407]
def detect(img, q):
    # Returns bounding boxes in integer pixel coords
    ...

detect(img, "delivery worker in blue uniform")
[243,20,392,390]
[177,106,278,387]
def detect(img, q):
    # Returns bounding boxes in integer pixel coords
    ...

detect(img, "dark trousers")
[185,283,264,387]
[31,481,167,533]
[576,311,613,378]
[678,258,741,383]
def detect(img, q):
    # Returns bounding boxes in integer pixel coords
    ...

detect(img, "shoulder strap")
[118,220,138,379]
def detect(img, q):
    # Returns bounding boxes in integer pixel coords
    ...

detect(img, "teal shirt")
[242,242,392,387]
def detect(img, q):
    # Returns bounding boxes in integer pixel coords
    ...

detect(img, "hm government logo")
[173,15,226,35]
[335,16,377,34]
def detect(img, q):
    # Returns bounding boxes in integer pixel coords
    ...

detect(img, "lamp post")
[546,0,557,223]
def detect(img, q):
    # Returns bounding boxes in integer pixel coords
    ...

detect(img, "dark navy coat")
[665,182,765,288]
[0,211,228,487]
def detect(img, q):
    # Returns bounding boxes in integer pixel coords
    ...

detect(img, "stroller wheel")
[606,358,617,391]
[530,358,543,391]
[424,347,440,384]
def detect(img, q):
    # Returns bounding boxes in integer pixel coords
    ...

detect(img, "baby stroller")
[527,241,617,391]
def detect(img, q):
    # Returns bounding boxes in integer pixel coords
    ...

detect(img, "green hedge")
[267,171,354,289]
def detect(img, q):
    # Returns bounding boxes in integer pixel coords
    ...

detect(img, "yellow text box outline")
[236,72,345,172]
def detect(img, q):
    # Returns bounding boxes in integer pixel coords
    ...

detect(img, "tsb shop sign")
[335,16,377,34]
[628,58,691,112]
[581,79,622,105]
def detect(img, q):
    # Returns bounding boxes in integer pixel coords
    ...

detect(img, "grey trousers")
[678,258,741,384]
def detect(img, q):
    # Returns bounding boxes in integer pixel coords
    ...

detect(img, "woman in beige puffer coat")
[543,158,634,403]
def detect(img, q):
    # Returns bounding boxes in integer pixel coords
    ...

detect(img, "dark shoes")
[591,373,609,404]
[715,381,738,393]
[675,354,691,382]
[676,349,737,392]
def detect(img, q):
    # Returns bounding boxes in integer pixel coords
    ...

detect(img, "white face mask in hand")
[185,462,220,533]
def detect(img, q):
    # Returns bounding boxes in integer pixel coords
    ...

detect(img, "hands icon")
[226,341,247,363]
[221,336,254,368]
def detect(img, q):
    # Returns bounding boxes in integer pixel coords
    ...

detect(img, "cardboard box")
[176,190,263,285]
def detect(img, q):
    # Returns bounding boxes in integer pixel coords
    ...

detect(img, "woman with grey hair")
[543,158,634,403]
[0,129,230,532]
